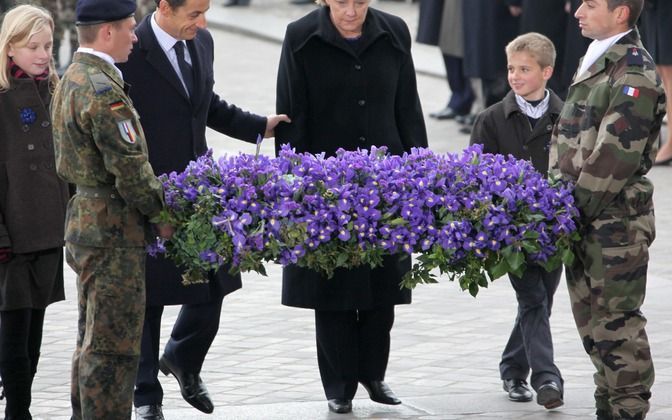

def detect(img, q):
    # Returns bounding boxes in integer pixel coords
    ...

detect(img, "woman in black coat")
[0,5,68,418]
[275,0,428,414]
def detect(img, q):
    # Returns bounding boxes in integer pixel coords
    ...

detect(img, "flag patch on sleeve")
[109,101,125,112]
[623,86,640,98]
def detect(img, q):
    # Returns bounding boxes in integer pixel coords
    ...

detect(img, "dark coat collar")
[502,89,563,119]
[293,7,406,57]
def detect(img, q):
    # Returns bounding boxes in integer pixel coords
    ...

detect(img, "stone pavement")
[16,1,672,419]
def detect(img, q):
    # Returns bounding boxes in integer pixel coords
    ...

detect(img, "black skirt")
[0,248,65,311]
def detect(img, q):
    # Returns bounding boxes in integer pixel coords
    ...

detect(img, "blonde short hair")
[505,32,556,69]
[0,4,58,91]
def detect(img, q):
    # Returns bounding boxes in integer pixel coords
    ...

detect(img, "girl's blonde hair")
[0,4,58,91]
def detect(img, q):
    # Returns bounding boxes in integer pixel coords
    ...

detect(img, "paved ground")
[16,1,672,419]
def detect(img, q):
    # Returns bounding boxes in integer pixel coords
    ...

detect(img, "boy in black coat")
[469,32,565,411]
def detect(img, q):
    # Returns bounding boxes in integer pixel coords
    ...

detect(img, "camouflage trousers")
[65,243,146,420]
[566,210,655,420]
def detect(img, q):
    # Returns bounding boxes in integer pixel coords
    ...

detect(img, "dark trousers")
[315,306,394,400]
[134,297,223,406]
[443,54,475,116]
[499,266,563,392]
[0,308,45,419]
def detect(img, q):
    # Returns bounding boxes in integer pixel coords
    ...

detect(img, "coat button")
[29,164,38,171]
[27,144,35,151]
[358,99,366,106]
[354,64,362,70]
[41,121,50,127]
[522,145,528,150]
[546,124,553,131]
[358,136,366,143]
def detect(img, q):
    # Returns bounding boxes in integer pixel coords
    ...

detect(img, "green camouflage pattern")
[52,52,164,419]
[66,244,145,420]
[51,52,164,248]
[549,29,666,420]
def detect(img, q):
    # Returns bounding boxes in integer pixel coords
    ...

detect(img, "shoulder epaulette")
[88,72,113,95]
[627,47,644,67]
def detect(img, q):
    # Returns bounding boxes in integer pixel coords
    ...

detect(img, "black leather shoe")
[502,379,533,402]
[429,106,457,120]
[159,355,214,414]
[536,380,564,409]
[360,380,401,405]
[135,405,164,420]
[327,399,352,414]
[290,0,315,4]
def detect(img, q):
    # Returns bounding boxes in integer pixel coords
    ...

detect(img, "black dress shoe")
[502,378,533,402]
[135,405,164,420]
[429,106,457,120]
[327,399,352,414]
[159,355,214,414]
[290,0,315,4]
[360,380,401,405]
[536,380,563,409]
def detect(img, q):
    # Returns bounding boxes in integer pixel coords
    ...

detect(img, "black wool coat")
[275,6,428,310]
[117,14,267,306]
[0,78,69,253]
[416,0,444,46]
[462,0,520,79]
[469,90,564,174]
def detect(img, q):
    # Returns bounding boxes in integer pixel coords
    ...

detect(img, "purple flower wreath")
[150,144,579,296]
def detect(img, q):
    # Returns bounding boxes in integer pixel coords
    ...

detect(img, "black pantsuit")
[316,307,394,400]
[499,266,563,391]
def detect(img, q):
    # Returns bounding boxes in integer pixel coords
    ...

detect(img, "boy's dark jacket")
[470,89,563,173]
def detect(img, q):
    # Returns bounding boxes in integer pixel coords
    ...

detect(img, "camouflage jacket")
[549,29,666,226]
[51,52,164,248]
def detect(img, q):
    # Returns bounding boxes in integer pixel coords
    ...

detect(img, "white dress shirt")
[577,29,631,78]
[150,12,193,96]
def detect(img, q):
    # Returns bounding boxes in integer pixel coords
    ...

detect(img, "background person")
[549,0,666,418]
[275,0,427,414]
[0,5,67,418]
[51,0,170,418]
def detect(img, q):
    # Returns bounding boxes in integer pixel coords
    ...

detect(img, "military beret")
[76,0,137,26]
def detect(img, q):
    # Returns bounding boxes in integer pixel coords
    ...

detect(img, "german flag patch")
[109,101,125,112]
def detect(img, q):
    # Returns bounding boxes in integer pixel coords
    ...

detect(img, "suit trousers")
[443,54,475,116]
[134,297,224,406]
[315,306,394,400]
[499,265,563,392]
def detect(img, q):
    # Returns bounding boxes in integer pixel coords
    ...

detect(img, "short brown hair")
[76,19,124,45]
[607,0,644,28]
[505,32,556,69]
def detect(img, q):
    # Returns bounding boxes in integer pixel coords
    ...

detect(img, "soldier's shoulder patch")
[118,120,138,144]
[88,72,113,95]
[627,48,644,67]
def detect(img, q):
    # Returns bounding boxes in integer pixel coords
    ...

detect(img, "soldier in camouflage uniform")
[50,0,169,418]
[549,1,666,419]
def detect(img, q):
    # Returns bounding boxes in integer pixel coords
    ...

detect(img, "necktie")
[174,41,194,97]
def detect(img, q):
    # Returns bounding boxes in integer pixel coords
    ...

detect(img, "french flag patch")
[623,86,640,98]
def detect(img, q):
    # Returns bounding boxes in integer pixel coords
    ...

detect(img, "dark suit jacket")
[117,14,267,305]
[275,7,428,310]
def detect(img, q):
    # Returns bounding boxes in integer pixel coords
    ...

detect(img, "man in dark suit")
[116,1,289,419]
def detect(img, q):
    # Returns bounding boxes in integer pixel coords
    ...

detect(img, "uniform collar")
[72,51,125,89]
[76,47,123,80]
[572,28,642,85]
